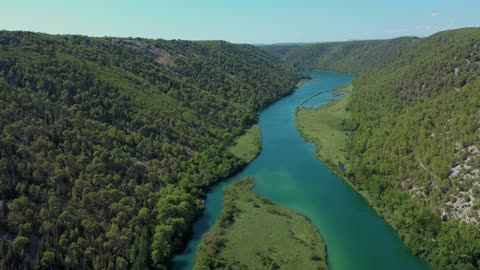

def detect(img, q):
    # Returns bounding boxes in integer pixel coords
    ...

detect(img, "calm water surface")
[173,71,430,270]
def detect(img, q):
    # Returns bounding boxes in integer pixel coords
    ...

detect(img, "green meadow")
[194,177,328,270]
[228,124,262,163]
[295,85,352,172]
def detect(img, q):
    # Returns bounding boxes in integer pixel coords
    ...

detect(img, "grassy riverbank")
[295,85,352,172]
[295,84,378,222]
[228,124,262,163]
[194,177,328,270]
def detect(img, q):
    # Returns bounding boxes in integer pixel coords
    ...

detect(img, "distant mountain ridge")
[259,36,418,74]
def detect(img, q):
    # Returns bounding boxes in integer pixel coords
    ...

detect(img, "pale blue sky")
[1,0,479,44]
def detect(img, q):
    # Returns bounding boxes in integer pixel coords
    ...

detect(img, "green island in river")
[194,177,328,270]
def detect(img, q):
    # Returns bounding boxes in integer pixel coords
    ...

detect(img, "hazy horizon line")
[2,26,476,45]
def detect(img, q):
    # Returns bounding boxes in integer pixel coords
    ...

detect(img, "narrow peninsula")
[194,177,328,270]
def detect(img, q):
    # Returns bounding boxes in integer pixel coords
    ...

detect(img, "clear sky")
[1,0,479,44]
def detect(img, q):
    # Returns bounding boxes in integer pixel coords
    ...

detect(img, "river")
[172,71,430,270]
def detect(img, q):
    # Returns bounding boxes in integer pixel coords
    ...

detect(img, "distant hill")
[263,27,480,269]
[0,31,300,269]
[260,37,417,74]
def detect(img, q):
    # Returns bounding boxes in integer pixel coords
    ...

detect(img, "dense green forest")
[264,27,480,269]
[259,37,415,74]
[0,31,300,269]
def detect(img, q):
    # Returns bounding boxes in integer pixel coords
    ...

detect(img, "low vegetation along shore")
[296,84,352,174]
[194,177,328,270]
[228,125,262,163]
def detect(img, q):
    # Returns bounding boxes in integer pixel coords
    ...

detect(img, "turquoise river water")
[172,71,431,270]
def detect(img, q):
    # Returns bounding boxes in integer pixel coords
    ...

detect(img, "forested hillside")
[260,37,415,74]
[0,31,300,269]
[265,27,480,269]
[345,28,480,270]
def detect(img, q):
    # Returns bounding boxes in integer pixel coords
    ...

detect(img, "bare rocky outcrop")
[444,145,480,224]
[115,39,177,66]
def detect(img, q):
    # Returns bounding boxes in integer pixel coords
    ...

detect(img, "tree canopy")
[0,31,300,269]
